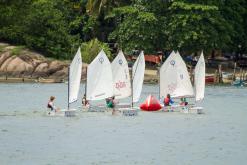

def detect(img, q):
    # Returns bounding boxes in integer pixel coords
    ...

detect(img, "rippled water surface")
[0,83,247,165]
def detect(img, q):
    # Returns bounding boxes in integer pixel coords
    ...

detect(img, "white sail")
[111,50,131,99]
[132,51,145,102]
[194,52,205,102]
[86,49,113,100]
[160,51,194,98]
[69,47,82,104]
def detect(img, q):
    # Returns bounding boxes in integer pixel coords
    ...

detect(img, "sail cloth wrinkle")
[86,49,113,100]
[160,51,194,99]
[69,47,82,104]
[111,50,131,99]
[132,51,145,102]
[194,52,205,102]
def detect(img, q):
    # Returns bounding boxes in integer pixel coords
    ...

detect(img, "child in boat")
[106,96,116,108]
[163,94,174,106]
[47,96,59,112]
[105,97,111,107]
[180,97,188,106]
[82,94,89,106]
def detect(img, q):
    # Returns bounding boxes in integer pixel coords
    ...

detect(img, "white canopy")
[69,47,82,104]
[111,50,131,99]
[194,52,205,102]
[160,51,194,98]
[86,50,113,100]
[132,51,145,102]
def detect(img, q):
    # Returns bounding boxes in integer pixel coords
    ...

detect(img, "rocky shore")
[0,43,88,83]
[0,43,158,83]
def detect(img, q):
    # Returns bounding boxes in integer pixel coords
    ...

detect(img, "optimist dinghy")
[192,52,205,114]
[121,51,145,116]
[85,49,114,112]
[111,50,145,116]
[47,47,82,117]
[159,51,194,113]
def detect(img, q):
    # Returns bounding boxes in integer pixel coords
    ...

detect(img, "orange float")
[140,95,162,111]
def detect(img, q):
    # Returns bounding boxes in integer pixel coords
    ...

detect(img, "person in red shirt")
[164,94,174,106]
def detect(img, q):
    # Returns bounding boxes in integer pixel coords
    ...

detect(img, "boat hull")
[46,109,77,117]
[161,105,204,114]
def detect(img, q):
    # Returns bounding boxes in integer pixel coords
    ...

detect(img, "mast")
[131,68,134,108]
[67,44,73,110]
[68,66,70,110]
[158,67,160,101]
[85,67,87,98]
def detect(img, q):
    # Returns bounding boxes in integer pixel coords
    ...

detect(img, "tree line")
[0,0,246,61]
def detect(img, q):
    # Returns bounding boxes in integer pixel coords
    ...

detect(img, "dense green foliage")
[0,0,246,60]
[81,38,112,63]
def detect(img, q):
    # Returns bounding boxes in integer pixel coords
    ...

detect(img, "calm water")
[0,84,247,165]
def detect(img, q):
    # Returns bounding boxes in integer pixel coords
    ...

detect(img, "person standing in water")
[82,94,89,106]
[47,96,59,112]
[105,96,118,115]
[110,96,118,115]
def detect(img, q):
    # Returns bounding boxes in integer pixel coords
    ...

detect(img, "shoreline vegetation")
[1,1,247,85]
[0,43,246,84]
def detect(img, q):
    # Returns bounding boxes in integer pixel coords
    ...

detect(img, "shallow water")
[0,84,247,165]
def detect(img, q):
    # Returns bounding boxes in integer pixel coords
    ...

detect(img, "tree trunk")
[211,49,215,59]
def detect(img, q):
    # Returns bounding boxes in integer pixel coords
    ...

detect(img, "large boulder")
[0,56,15,72]
[47,60,66,75]
[49,60,66,70]
[32,62,49,77]
[49,67,68,79]
[0,43,89,80]
[0,56,34,77]
[0,52,11,70]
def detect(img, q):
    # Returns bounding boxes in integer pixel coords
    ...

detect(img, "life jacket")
[107,101,113,108]
[164,98,170,106]
[47,102,52,108]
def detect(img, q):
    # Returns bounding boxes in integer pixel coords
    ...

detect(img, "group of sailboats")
[85,49,145,114]
[51,47,145,116]
[51,47,205,116]
[158,51,205,113]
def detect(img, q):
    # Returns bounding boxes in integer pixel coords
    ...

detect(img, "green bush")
[10,46,25,56]
[0,45,6,53]
[81,38,112,63]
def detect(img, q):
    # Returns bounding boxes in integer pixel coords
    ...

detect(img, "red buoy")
[140,95,162,111]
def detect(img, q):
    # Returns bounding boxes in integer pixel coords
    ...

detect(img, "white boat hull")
[46,109,77,117]
[118,107,139,116]
[161,105,204,114]
[189,106,204,114]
